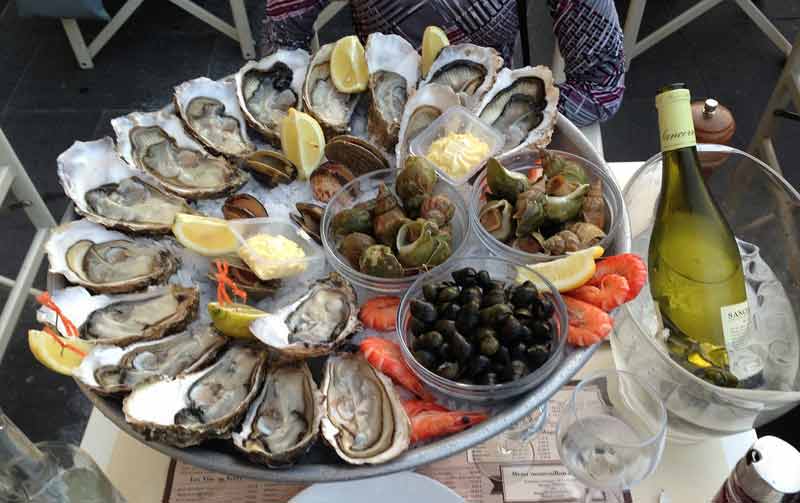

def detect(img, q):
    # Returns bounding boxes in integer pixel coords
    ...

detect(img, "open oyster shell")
[37,285,199,346]
[365,33,420,149]
[475,66,559,156]
[123,343,267,447]
[321,352,411,465]
[73,324,226,395]
[46,219,176,294]
[232,362,322,467]
[112,108,248,199]
[419,43,503,109]
[235,49,310,144]
[174,77,255,158]
[303,43,366,138]
[248,272,360,359]
[57,138,196,234]
[395,83,460,168]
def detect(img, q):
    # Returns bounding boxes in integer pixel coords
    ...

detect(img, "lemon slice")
[208,302,267,339]
[28,329,90,376]
[518,246,604,292]
[330,35,369,93]
[422,26,449,77]
[280,107,325,180]
[172,213,239,256]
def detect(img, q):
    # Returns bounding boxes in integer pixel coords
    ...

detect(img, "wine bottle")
[649,83,752,387]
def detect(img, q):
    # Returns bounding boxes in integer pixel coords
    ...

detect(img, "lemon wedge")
[518,246,604,292]
[422,26,449,77]
[28,329,90,376]
[208,302,267,339]
[330,35,369,93]
[280,107,325,180]
[172,213,239,256]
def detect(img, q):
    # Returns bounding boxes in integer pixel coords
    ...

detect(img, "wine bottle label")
[720,301,750,352]
[656,88,697,152]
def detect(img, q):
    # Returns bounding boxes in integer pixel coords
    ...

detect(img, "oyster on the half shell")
[174,77,255,157]
[475,66,559,156]
[37,285,199,347]
[248,272,360,359]
[419,43,503,108]
[123,343,267,447]
[58,138,196,234]
[395,83,460,168]
[112,108,248,199]
[232,362,322,467]
[73,325,226,395]
[236,49,310,143]
[303,43,366,137]
[321,352,411,465]
[46,219,176,294]
[365,33,420,149]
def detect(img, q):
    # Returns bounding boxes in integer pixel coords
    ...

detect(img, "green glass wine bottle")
[649,83,752,387]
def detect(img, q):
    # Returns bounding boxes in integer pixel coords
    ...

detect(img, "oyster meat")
[419,43,503,108]
[112,109,247,199]
[37,285,199,346]
[73,325,226,395]
[232,362,322,466]
[58,138,196,233]
[395,83,460,168]
[236,49,310,143]
[321,352,411,464]
[174,77,254,157]
[303,43,364,137]
[46,219,176,294]
[249,273,360,359]
[475,66,559,156]
[365,33,420,148]
[123,343,267,447]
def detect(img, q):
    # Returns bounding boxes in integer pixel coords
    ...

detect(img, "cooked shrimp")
[360,337,434,400]
[402,399,449,417]
[409,411,488,443]
[569,273,630,312]
[589,254,647,301]
[564,295,614,347]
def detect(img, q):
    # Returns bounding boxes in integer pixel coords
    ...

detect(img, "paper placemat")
[163,383,630,503]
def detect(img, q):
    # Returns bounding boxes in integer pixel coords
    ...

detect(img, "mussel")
[324,135,389,176]
[309,162,355,203]
[242,150,298,187]
[290,202,325,244]
[222,194,268,219]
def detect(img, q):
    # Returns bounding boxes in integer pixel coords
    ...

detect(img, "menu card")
[163,384,632,503]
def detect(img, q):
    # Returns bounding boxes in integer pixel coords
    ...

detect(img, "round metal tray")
[51,113,632,482]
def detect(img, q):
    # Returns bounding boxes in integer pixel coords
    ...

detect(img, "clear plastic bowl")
[409,106,505,185]
[469,148,624,264]
[612,144,800,443]
[227,217,325,281]
[396,256,568,402]
[321,169,470,294]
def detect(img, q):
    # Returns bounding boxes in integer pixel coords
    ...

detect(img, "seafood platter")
[35,31,636,481]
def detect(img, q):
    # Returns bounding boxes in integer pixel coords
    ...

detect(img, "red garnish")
[359,296,401,332]
[214,260,247,305]
[528,166,543,182]
[36,291,79,339]
[42,326,86,358]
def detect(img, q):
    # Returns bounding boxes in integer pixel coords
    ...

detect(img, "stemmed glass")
[556,370,667,503]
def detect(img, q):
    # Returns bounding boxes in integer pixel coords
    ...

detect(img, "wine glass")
[556,370,667,503]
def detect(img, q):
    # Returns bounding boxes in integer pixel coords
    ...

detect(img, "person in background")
[262,0,624,127]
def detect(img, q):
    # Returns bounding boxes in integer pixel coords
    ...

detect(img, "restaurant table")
[78,161,757,502]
